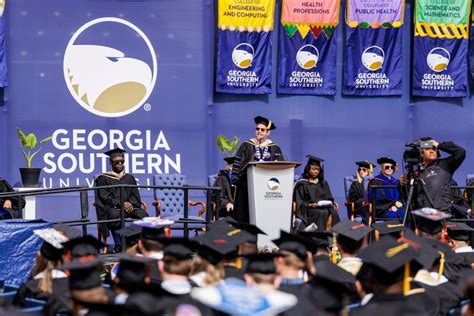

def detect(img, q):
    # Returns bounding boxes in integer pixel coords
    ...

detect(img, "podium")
[247,161,301,248]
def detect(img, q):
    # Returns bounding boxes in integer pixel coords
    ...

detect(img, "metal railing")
[0,184,221,247]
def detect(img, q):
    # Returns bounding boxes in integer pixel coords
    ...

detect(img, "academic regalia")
[350,293,430,316]
[13,274,69,307]
[232,139,284,223]
[0,178,25,218]
[212,169,235,218]
[294,179,339,231]
[368,173,403,219]
[348,180,368,221]
[95,172,147,236]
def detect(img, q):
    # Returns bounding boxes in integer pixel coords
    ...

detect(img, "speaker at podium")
[246,161,301,248]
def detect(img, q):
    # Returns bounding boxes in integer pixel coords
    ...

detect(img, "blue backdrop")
[0,0,472,226]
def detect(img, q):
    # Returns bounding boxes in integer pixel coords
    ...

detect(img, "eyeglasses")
[358,167,368,172]
[255,128,267,132]
[383,165,395,170]
[112,160,125,165]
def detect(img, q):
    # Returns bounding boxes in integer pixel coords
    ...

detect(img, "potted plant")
[216,134,239,159]
[17,128,52,187]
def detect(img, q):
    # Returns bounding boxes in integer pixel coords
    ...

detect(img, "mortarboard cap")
[310,260,356,312]
[298,231,331,250]
[355,161,376,169]
[63,258,103,290]
[162,238,197,260]
[272,230,313,260]
[104,148,126,158]
[306,155,324,165]
[116,225,142,247]
[376,157,397,166]
[224,157,236,165]
[134,218,174,241]
[62,235,104,258]
[451,204,469,218]
[372,220,404,238]
[52,223,82,240]
[358,236,418,274]
[332,220,373,242]
[229,221,266,244]
[446,221,474,241]
[244,253,277,275]
[34,228,68,261]
[254,116,276,130]
[412,208,451,234]
[196,244,226,265]
[116,254,153,290]
[400,229,439,269]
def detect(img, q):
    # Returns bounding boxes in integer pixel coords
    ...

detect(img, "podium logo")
[64,17,158,117]
[268,178,280,191]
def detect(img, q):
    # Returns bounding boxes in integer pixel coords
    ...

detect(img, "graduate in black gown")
[232,116,284,223]
[0,177,25,219]
[95,148,148,250]
[213,157,236,218]
[348,161,375,224]
[13,228,69,307]
[293,155,340,232]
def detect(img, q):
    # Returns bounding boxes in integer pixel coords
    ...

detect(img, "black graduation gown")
[212,170,235,218]
[0,178,25,218]
[224,266,244,280]
[125,283,212,315]
[348,179,369,223]
[13,277,69,307]
[293,179,340,232]
[350,293,430,316]
[232,141,284,223]
[95,173,147,235]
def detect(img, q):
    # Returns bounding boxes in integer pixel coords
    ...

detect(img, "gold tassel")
[403,262,410,295]
[438,251,445,283]
[330,232,338,264]
[236,257,242,270]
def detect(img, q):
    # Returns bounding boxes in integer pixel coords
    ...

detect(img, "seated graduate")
[348,160,376,224]
[293,155,340,232]
[331,220,373,276]
[232,116,285,223]
[212,157,236,218]
[368,157,404,220]
[446,222,474,264]
[95,148,148,251]
[13,228,69,307]
[0,177,25,219]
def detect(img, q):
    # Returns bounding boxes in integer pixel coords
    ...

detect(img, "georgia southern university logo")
[362,46,385,71]
[427,47,450,72]
[296,45,319,70]
[232,43,254,69]
[64,18,158,117]
[267,177,280,191]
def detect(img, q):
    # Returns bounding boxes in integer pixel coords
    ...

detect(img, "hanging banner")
[412,0,470,97]
[216,0,276,94]
[0,0,7,88]
[277,0,340,95]
[470,9,474,78]
[342,0,405,96]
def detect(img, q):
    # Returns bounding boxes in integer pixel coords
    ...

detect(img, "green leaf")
[216,134,232,152]
[39,136,53,144]
[17,128,26,146]
[24,133,37,150]
[231,136,239,151]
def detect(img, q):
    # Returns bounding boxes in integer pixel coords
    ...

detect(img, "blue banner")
[343,0,404,96]
[412,38,468,97]
[412,0,470,97]
[0,1,7,88]
[278,26,337,95]
[216,30,272,94]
